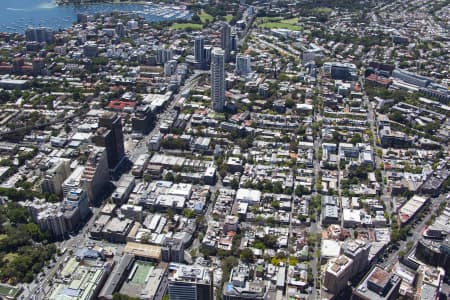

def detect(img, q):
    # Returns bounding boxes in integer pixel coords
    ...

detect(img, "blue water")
[0,0,192,33]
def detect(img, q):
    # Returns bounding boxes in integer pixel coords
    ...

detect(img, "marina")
[0,0,192,33]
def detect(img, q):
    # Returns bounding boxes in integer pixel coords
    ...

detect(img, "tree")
[285,98,295,108]
[191,13,201,23]
[217,249,231,258]
[295,185,307,197]
[230,178,239,190]
[6,203,29,224]
[143,174,152,182]
[351,133,362,145]
[263,180,273,192]
[289,256,298,266]
[273,182,283,194]
[253,241,265,250]
[389,111,406,124]
[167,208,175,220]
[222,256,238,277]
[0,90,10,104]
[164,172,174,182]
[240,248,255,263]
[262,234,278,248]
[183,208,196,218]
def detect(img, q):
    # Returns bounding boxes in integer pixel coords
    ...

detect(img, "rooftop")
[123,242,161,260]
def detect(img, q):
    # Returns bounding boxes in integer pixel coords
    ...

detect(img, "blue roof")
[63,288,80,297]
[194,202,203,210]
[75,248,102,259]
[226,283,234,293]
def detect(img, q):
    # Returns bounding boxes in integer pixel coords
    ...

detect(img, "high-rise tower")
[235,54,251,76]
[220,23,231,62]
[194,36,205,64]
[93,112,125,171]
[211,48,225,112]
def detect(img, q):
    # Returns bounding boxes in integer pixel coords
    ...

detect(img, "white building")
[41,158,71,196]
[236,188,261,205]
[211,48,225,112]
[324,255,354,294]
[62,165,85,197]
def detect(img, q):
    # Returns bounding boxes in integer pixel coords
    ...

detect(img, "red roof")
[106,100,136,111]
[367,74,392,85]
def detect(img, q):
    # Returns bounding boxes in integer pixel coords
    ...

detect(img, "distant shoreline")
[55,0,154,6]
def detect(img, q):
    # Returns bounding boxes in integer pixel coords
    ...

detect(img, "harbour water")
[0,0,192,33]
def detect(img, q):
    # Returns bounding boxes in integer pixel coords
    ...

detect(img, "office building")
[352,266,401,300]
[342,239,371,275]
[324,255,354,295]
[84,42,98,58]
[40,158,71,196]
[148,133,163,151]
[62,165,85,197]
[220,23,231,61]
[93,112,125,171]
[81,146,109,204]
[62,188,90,232]
[132,105,154,134]
[168,263,212,300]
[165,60,178,76]
[230,30,238,51]
[416,238,450,274]
[323,62,357,81]
[64,188,90,219]
[235,54,251,76]
[131,153,150,178]
[392,69,431,88]
[25,27,54,43]
[100,217,134,243]
[116,22,125,37]
[22,191,90,238]
[162,238,185,263]
[32,58,45,75]
[379,126,413,148]
[111,174,135,205]
[203,46,212,64]
[194,36,205,64]
[38,207,67,237]
[120,204,143,222]
[156,47,173,65]
[211,48,226,112]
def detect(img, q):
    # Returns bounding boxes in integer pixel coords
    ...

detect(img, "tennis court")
[130,261,154,285]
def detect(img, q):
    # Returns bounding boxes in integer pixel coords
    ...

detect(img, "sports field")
[256,17,302,31]
[130,261,154,285]
[171,23,203,30]
[0,284,20,298]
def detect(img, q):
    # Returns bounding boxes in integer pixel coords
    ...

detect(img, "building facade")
[235,54,251,76]
[93,112,125,171]
[81,146,109,204]
[220,23,231,62]
[211,48,225,112]
[194,36,205,64]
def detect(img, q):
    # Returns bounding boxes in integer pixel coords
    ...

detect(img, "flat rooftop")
[124,242,161,260]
